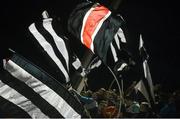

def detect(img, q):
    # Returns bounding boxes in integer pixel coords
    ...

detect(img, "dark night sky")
[1,0,180,91]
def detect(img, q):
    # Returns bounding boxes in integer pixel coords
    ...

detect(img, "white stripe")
[114,34,121,50]
[143,60,155,102]
[134,80,150,104]
[117,63,128,71]
[0,80,49,118]
[4,60,81,118]
[42,10,49,19]
[117,28,126,43]
[90,11,111,52]
[43,18,69,71]
[139,34,143,50]
[80,7,96,45]
[28,23,69,82]
[90,60,102,70]
[110,43,118,62]
[143,60,147,78]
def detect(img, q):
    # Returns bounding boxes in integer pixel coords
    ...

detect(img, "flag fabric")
[0,80,48,118]
[139,34,149,61]
[139,34,155,104]
[0,51,84,118]
[90,58,102,70]
[68,1,126,64]
[142,60,155,103]
[107,28,131,70]
[109,27,127,63]
[134,80,150,104]
[28,11,70,83]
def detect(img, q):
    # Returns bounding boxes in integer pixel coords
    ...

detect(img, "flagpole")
[108,79,115,90]
[109,1,125,116]
[121,78,124,100]
[107,66,123,117]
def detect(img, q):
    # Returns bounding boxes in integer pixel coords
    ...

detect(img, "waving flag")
[139,34,155,105]
[134,80,150,104]
[142,60,155,103]
[28,11,70,83]
[68,1,125,64]
[0,50,84,118]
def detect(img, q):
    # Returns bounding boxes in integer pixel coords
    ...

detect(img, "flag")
[68,1,126,64]
[139,34,149,61]
[139,34,155,104]
[0,50,84,118]
[134,80,150,104]
[28,11,70,83]
[109,27,127,64]
[142,60,155,103]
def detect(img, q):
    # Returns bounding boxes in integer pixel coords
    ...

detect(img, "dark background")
[1,0,179,92]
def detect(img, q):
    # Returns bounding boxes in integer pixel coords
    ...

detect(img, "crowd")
[76,84,180,118]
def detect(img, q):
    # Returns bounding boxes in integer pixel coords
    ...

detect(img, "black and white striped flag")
[139,34,155,105]
[134,79,150,104]
[0,50,84,118]
[28,11,70,83]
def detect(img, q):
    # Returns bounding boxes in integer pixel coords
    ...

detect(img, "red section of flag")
[82,5,109,49]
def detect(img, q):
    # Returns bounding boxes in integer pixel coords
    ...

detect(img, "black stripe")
[51,19,66,41]
[27,26,67,84]
[112,38,120,55]
[116,33,128,52]
[35,21,68,72]
[52,20,74,70]
[112,37,119,50]
[51,19,78,79]
[142,77,155,107]
[0,72,30,118]
[51,20,71,62]
[140,47,148,61]
[112,38,130,62]
[0,96,31,118]
[141,62,155,107]
[11,52,84,116]
[94,16,122,64]
[106,46,116,69]
[0,70,63,118]
[0,87,31,118]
